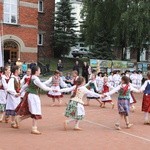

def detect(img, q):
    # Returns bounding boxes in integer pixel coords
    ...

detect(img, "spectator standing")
[73,61,80,75]
[22,62,28,76]
[29,60,36,69]
[6,59,14,69]
[57,60,63,72]
[82,62,89,83]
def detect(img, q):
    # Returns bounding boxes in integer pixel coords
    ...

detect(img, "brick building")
[38,0,55,62]
[0,0,54,64]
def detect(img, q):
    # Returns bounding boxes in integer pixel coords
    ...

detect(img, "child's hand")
[15,93,20,97]
[101,94,107,98]
[101,94,104,98]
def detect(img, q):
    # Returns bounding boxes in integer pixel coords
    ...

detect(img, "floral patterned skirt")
[65,100,85,120]
[0,104,6,112]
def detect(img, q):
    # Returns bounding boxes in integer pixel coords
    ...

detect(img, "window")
[38,34,43,46]
[38,0,44,12]
[3,0,18,24]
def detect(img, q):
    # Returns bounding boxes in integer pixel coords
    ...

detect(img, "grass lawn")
[40,57,89,76]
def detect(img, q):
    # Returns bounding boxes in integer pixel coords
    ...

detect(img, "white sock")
[0,114,3,120]
[66,119,75,124]
[144,112,149,122]
[32,126,38,131]
[75,120,80,128]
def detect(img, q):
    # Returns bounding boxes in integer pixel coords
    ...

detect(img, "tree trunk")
[137,48,140,62]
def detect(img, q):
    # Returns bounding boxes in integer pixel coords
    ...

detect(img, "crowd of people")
[0,61,150,135]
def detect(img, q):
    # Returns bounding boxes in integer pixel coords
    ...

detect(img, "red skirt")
[15,93,42,120]
[103,100,112,103]
[142,94,150,112]
[15,93,31,116]
[47,93,63,98]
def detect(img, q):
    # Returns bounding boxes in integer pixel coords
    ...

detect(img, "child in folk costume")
[65,70,79,86]
[71,70,79,86]
[96,72,104,93]
[85,74,103,106]
[88,69,97,81]
[58,76,102,131]
[0,66,10,122]
[137,71,143,88]
[129,72,138,112]
[129,82,138,112]
[20,68,31,98]
[44,70,67,106]
[104,76,140,130]
[65,72,72,87]
[103,72,108,77]
[15,66,53,134]
[5,66,21,128]
[140,72,150,125]
[130,71,138,85]
[108,72,114,87]
[113,71,121,87]
[121,73,125,77]
[101,77,114,108]
[125,70,130,78]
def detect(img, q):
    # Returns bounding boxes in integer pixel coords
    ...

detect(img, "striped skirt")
[118,98,130,116]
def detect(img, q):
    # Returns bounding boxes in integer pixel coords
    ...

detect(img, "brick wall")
[21,52,37,62]
[0,0,38,63]
[38,0,55,61]
[22,0,37,3]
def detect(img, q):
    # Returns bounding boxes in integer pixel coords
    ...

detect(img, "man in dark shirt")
[30,60,36,69]
[82,62,89,83]
[73,61,80,75]
[57,59,63,72]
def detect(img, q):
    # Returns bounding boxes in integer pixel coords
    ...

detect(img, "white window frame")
[3,0,18,24]
[38,0,44,13]
[38,34,44,46]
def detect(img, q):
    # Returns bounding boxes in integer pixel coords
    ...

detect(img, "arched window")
[3,0,18,24]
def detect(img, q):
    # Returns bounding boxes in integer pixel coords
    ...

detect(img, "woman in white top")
[15,66,53,135]
[108,72,114,87]
[112,71,121,87]
[20,68,31,98]
[44,70,67,106]
[85,74,103,106]
[59,76,102,131]
[130,71,138,85]
[0,66,10,122]
[96,72,104,93]
[6,66,21,128]
[137,71,143,88]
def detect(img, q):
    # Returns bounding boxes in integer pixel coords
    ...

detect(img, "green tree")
[54,0,77,58]
[82,0,150,61]
[82,0,122,59]
[114,0,150,61]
